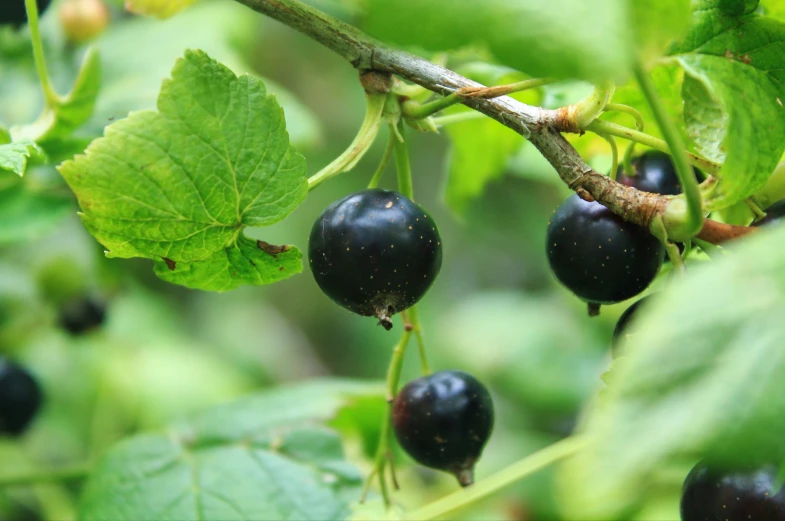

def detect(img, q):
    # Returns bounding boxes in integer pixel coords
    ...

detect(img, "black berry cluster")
[1,0,51,26]
[58,296,106,336]
[0,358,43,436]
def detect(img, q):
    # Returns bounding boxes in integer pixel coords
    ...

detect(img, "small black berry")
[58,296,106,335]
[0,359,43,436]
[681,461,785,520]
[308,189,442,330]
[752,200,785,228]
[617,151,700,196]
[546,194,664,306]
[1,0,52,26]
[611,295,651,357]
[392,370,493,486]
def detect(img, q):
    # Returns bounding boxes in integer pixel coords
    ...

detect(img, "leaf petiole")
[25,0,59,106]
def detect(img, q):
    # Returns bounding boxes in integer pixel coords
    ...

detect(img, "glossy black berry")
[392,370,493,486]
[617,151,700,196]
[681,461,785,521]
[0,359,43,436]
[611,295,651,357]
[309,189,442,330]
[1,0,52,26]
[546,194,664,306]
[58,296,106,335]
[752,200,785,228]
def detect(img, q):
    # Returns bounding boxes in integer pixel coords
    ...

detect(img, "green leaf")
[670,2,785,210]
[11,48,101,143]
[0,183,73,244]
[559,225,785,518]
[0,140,40,176]
[362,0,690,81]
[125,0,197,18]
[59,50,308,291]
[152,236,302,292]
[79,380,383,521]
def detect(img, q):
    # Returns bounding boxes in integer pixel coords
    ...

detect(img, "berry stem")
[405,435,588,521]
[744,197,766,220]
[361,329,413,504]
[590,131,618,180]
[367,128,396,189]
[586,120,719,176]
[431,111,486,127]
[0,463,91,487]
[307,91,387,191]
[572,81,614,130]
[393,120,414,199]
[406,305,431,375]
[603,103,644,177]
[634,63,703,238]
[26,0,59,106]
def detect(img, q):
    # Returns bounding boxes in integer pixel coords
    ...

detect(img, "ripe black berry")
[681,461,785,521]
[0,359,43,436]
[617,151,699,196]
[752,200,785,228]
[611,295,651,357]
[1,0,52,26]
[309,189,442,330]
[391,370,493,486]
[58,296,106,335]
[546,194,664,307]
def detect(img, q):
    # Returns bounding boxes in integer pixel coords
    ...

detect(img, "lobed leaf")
[79,380,383,521]
[0,140,40,176]
[59,50,308,291]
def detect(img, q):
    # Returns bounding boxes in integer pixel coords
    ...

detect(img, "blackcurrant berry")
[59,0,110,43]
[1,0,52,26]
[752,200,785,228]
[58,296,106,335]
[681,461,785,521]
[617,151,700,196]
[546,194,664,307]
[391,370,493,486]
[0,359,43,436]
[309,189,442,330]
[611,295,651,357]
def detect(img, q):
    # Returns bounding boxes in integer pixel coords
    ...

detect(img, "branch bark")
[234,0,755,243]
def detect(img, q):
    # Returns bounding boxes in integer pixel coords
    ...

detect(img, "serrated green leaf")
[559,225,785,518]
[59,50,307,291]
[762,0,785,21]
[79,380,383,521]
[11,48,101,143]
[0,183,73,244]
[125,0,197,18]
[671,2,785,210]
[152,236,302,292]
[362,0,689,82]
[0,140,40,176]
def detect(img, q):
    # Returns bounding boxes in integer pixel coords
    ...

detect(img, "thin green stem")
[573,81,614,130]
[25,0,59,105]
[634,63,703,239]
[402,78,554,120]
[405,305,430,375]
[692,238,723,257]
[405,436,588,521]
[0,464,91,488]
[307,92,387,191]
[587,119,720,176]
[591,131,618,180]
[604,103,644,131]
[368,128,396,189]
[744,197,766,220]
[432,111,486,127]
[393,121,413,199]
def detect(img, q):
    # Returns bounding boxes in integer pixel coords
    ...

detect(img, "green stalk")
[402,78,554,120]
[368,128,396,189]
[405,305,430,374]
[591,131,618,179]
[307,92,387,191]
[634,63,703,239]
[432,111,486,127]
[393,120,413,199]
[572,81,614,130]
[0,464,91,487]
[25,0,59,105]
[405,436,588,520]
[586,119,720,176]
